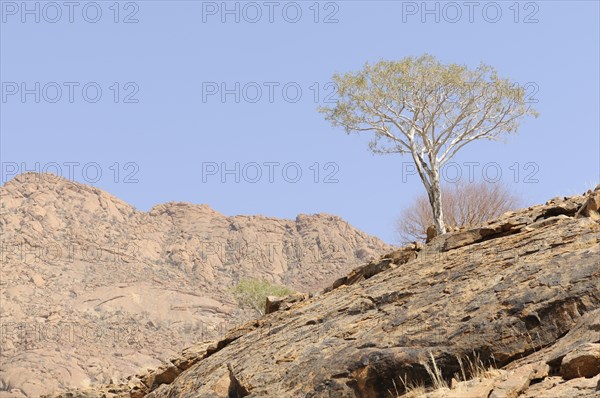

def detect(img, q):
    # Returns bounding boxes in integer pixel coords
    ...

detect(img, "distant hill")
[0,172,394,397]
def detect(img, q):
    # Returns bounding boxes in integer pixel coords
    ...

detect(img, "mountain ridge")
[0,172,394,397]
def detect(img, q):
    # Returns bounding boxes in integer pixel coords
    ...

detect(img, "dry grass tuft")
[395,351,501,397]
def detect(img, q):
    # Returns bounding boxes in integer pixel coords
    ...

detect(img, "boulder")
[560,343,600,379]
[264,293,309,315]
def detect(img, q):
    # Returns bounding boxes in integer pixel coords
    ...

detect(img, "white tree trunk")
[409,148,447,236]
[427,172,447,235]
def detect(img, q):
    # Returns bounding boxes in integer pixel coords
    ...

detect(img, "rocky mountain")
[44,186,600,398]
[0,173,394,397]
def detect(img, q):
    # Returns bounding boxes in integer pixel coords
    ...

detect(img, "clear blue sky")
[1,1,599,244]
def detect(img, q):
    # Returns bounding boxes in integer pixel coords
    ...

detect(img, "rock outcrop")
[0,173,394,397]
[44,186,600,398]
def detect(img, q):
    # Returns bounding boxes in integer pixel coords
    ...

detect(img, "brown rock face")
[560,343,600,380]
[577,188,600,220]
[264,293,309,315]
[50,186,600,398]
[0,173,393,396]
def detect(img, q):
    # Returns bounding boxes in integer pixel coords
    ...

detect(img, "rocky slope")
[45,186,600,398]
[0,173,394,397]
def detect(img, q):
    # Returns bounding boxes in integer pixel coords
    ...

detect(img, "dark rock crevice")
[227,364,250,398]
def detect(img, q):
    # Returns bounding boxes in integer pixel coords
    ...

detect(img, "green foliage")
[318,54,538,235]
[318,54,538,160]
[230,278,294,316]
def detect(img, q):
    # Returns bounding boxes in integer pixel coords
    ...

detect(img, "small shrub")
[230,278,294,316]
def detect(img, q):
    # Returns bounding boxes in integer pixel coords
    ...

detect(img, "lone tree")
[319,55,538,235]
[396,180,520,244]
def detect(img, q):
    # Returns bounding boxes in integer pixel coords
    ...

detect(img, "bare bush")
[396,181,520,244]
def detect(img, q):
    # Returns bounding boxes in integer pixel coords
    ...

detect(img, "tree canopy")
[319,55,538,234]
